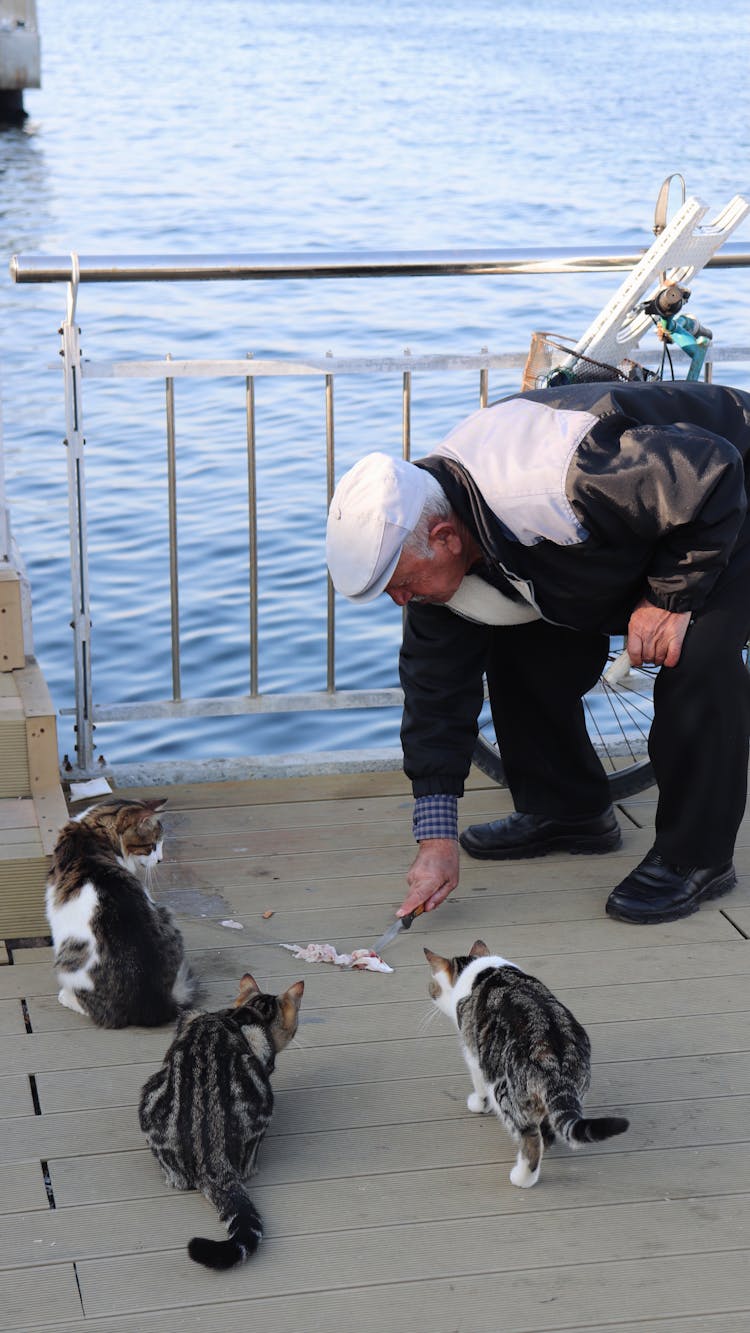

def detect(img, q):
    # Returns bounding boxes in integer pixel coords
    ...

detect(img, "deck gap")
[28,1073,42,1114]
[20,997,33,1032]
[615,802,643,828]
[72,1259,85,1314]
[40,1159,56,1208]
[5,934,52,964]
[720,909,749,939]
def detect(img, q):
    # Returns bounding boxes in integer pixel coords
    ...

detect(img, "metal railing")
[10,243,750,777]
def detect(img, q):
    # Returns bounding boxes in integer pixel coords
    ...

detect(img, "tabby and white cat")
[138,971,305,1270]
[425,940,628,1187]
[45,797,194,1028]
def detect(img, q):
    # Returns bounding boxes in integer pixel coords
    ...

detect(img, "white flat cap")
[326,452,429,602]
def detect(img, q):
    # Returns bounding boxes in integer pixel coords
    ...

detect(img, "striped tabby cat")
[425,940,628,1187]
[138,971,305,1270]
[45,797,194,1028]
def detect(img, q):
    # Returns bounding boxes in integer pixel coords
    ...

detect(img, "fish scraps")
[278,942,393,974]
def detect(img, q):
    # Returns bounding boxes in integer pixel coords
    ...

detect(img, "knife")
[373,903,426,954]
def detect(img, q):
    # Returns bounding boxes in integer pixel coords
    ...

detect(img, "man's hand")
[398,838,460,917]
[627,597,692,668]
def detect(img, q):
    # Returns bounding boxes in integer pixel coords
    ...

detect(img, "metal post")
[402,349,412,459]
[61,253,94,770]
[246,354,259,695]
[325,363,335,692]
[165,354,181,700]
[479,346,489,407]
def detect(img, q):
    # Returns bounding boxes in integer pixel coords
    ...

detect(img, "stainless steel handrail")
[10,243,750,285]
[9,243,750,778]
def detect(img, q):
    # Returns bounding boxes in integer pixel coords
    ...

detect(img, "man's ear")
[428,520,463,555]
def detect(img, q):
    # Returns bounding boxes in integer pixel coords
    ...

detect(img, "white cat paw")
[58,988,86,1015]
[467,1092,488,1113]
[509,1161,540,1188]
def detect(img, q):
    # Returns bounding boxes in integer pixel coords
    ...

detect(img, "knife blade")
[373,903,426,954]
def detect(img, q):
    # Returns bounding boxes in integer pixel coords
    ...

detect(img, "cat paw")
[58,988,86,1015]
[509,1161,540,1188]
[467,1092,488,1113]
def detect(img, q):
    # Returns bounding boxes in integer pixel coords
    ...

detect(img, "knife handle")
[401,903,426,930]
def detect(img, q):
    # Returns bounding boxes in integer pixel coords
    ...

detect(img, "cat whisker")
[416,1001,442,1034]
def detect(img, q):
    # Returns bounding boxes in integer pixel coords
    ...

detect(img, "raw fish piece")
[278,942,393,973]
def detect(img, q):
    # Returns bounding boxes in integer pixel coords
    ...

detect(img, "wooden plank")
[0,827,45,851]
[3,1188,747,1287]
[75,1225,750,1322]
[0,1161,49,1214]
[25,971,750,1040]
[0,1073,34,1116]
[0,1264,82,1330]
[33,788,69,856]
[169,884,743,945]
[0,721,30,798]
[33,1046,750,1125]
[0,962,58,997]
[114,770,416,809]
[0,573,26,672]
[13,661,57,720]
[4,998,749,1080]
[13,1310,750,1333]
[14,1304,750,1333]
[2,938,748,1004]
[0,858,50,937]
[0,999,27,1036]
[0,801,36,831]
[173,904,740,960]
[47,1094,750,1208]
[6,943,53,966]
[2,1142,739,1255]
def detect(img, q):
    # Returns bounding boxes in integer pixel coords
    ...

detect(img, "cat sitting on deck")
[45,797,194,1028]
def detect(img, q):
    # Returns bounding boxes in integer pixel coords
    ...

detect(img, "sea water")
[1,0,749,767]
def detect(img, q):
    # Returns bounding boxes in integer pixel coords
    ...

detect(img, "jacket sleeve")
[572,422,748,613]
[399,603,488,797]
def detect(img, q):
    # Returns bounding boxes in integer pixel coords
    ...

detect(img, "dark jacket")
[400,381,750,797]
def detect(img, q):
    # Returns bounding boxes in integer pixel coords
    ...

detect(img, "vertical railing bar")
[402,348,412,459]
[61,255,94,771]
[325,366,335,692]
[165,354,181,700]
[479,345,489,407]
[246,354,259,695]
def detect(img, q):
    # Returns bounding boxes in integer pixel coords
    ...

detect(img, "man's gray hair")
[402,471,453,559]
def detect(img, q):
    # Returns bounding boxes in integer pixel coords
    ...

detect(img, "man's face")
[384,522,469,607]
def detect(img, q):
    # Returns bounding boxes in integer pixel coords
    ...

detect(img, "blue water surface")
[1,0,749,766]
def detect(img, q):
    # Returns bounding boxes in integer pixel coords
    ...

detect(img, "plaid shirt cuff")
[412,794,459,843]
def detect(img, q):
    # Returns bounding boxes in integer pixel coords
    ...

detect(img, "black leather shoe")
[606,850,736,924]
[458,808,621,861]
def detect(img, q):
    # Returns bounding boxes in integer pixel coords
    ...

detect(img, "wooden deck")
[1,766,748,1332]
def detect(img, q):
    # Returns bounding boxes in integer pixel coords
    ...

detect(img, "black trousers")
[485,549,750,866]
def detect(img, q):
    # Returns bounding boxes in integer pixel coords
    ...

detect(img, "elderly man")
[326,381,750,925]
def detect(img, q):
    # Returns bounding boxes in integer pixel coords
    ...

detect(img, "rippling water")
[1,1,749,767]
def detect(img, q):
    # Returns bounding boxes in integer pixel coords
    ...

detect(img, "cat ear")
[233,972,260,1006]
[144,798,168,813]
[469,940,490,958]
[280,979,304,1024]
[282,979,304,1007]
[423,946,449,973]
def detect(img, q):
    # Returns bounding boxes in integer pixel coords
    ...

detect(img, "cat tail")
[188,1176,263,1270]
[548,1090,629,1146]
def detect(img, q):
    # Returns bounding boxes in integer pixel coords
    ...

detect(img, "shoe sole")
[605,869,737,925]
[459,830,622,862]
